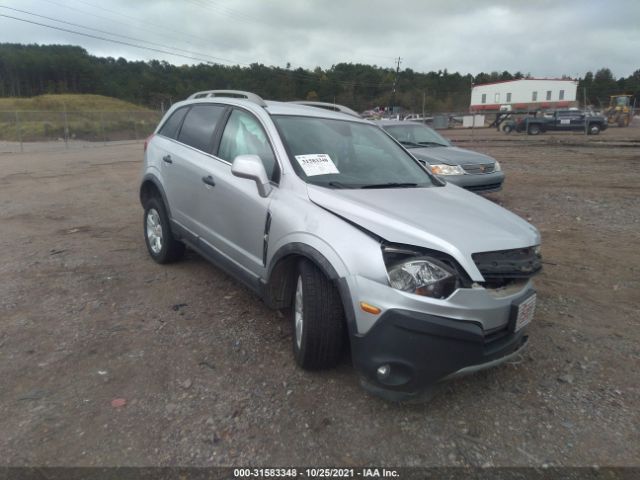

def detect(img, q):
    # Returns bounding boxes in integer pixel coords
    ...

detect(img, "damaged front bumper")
[350,302,531,402]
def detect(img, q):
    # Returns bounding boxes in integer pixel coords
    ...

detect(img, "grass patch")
[0,94,161,141]
[0,94,153,112]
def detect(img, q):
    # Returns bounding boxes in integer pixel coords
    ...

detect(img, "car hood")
[307,183,540,281]
[410,146,495,166]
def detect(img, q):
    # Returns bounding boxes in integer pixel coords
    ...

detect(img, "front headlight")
[430,164,465,175]
[387,257,458,299]
[494,160,501,172]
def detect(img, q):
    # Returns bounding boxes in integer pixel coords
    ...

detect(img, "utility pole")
[584,86,588,136]
[390,56,402,115]
[15,111,23,153]
[63,102,69,149]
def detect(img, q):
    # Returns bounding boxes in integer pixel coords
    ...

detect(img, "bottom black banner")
[1,467,639,480]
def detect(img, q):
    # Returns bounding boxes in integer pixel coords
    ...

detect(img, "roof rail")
[289,100,361,118]
[187,90,267,107]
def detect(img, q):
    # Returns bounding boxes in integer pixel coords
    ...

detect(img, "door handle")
[202,175,216,187]
[162,155,173,164]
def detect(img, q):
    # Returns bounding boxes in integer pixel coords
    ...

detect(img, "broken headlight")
[387,257,458,299]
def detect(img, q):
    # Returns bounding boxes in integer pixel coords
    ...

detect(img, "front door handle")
[202,175,216,187]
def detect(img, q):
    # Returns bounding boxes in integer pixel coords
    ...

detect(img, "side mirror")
[231,154,272,197]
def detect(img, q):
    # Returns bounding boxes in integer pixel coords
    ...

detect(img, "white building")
[470,79,578,111]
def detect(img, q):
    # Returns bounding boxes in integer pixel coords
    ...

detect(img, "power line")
[39,0,199,44]
[0,6,244,66]
[38,0,257,65]
[184,0,399,72]
[0,13,392,89]
[67,0,210,44]
[38,0,396,86]
[195,0,264,25]
[62,0,366,71]
[0,14,232,65]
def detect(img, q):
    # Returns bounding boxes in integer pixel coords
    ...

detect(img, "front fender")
[265,237,361,338]
[268,240,344,280]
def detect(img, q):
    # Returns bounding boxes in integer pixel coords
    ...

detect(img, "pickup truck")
[506,110,608,135]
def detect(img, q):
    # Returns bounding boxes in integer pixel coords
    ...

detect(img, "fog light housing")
[377,364,390,379]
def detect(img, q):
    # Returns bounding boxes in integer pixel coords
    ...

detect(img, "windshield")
[383,123,451,148]
[273,115,437,189]
[615,96,630,107]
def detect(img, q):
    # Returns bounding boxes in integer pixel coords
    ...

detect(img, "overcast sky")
[1,0,638,78]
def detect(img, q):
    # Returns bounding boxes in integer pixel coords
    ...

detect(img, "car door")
[151,105,189,217]
[555,111,568,130]
[571,111,584,130]
[162,103,227,235]
[193,107,279,277]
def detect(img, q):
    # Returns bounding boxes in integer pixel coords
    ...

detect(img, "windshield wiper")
[327,181,359,189]
[360,182,419,189]
[417,141,447,147]
[398,140,421,148]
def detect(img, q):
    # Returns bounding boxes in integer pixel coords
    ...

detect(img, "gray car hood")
[307,183,540,281]
[410,146,495,166]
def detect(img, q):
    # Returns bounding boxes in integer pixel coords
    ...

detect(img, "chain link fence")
[0,110,163,153]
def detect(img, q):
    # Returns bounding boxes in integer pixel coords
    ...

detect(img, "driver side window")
[218,109,279,182]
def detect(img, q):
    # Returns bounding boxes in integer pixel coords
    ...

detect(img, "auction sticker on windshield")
[295,154,339,176]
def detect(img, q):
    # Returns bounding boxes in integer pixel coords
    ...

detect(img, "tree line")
[1,43,638,112]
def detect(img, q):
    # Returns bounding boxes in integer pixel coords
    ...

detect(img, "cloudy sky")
[1,0,638,78]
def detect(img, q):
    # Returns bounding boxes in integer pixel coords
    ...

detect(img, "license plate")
[515,294,536,331]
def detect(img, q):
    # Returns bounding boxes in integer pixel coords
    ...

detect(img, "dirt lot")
[1,127,639,467]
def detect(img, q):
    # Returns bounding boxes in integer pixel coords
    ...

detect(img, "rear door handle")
[202,175,216,187]
[162,155,173,164]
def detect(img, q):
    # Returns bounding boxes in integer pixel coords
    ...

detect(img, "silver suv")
[140,90,541,401]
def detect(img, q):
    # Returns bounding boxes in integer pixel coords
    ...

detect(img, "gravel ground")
[0,127,639,467]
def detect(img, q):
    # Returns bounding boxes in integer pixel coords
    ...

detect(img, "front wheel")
[143,197,185,264]
[588,124,601,135]
[291,259,346,370]
[502,124,513,134]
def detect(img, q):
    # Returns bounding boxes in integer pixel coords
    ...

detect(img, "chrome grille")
[462,163,495,174]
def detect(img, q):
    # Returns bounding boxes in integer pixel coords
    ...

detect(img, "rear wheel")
[143,197,185,264]
[527,124,541,135]
[588,124,601,135]
[291,259,346,370]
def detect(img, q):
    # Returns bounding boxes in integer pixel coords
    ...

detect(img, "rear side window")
[178,104,226,152]
[158,107,188,139]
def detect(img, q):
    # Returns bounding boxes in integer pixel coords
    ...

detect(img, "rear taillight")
[144,134,154,152]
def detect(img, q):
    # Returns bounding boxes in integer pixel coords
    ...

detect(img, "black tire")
[588,124,601,135]
[290,259,346,370]
[143,196,185,264]
[503,124,513,134]
[527,124,541,135]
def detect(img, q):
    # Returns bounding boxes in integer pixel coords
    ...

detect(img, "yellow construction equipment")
[605,95,635,127]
